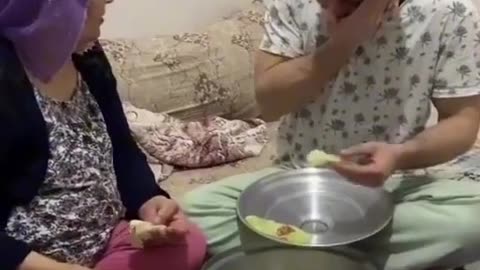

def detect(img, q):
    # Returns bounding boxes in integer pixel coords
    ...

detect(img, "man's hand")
[332,142,402,187]
[138,196,189,245]
[328,0,397,48]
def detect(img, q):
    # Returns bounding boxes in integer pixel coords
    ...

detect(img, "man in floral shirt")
[183,0,480,268]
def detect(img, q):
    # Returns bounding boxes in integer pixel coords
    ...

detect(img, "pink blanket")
[123,104,269,182]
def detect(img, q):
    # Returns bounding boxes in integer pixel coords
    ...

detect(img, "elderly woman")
[0,1,206,270]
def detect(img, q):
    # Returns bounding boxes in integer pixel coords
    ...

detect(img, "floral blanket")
[123,104,269,182]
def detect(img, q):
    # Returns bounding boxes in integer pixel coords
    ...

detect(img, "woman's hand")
[332,142,402,187]
[138,196,189,245]
[59,264,92,270]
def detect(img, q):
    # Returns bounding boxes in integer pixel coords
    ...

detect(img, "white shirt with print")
[260,0,480,180]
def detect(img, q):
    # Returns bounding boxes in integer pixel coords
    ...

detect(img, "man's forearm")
[396,114,479,170]
[255,39,356,121]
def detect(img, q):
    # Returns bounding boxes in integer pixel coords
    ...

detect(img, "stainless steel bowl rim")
[236,168,394,248]
[202,245,378,270]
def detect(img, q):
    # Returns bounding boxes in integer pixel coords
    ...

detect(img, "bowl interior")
[237,168,393,247]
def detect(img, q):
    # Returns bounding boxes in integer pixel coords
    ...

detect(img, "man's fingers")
[333,160,373,175]
[340,142,377,157]
[318,0,330,9]
[356,0,391,22]
[362,0,392,13]
[385,0,398,11]
[332,161,383,187]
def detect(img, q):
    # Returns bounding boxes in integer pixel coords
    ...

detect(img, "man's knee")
[181,183,237,213]
[181,168,279,211]
[444,204,480,248]
[412,198,480,259]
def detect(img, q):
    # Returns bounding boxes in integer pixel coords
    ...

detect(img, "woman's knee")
[185,222,208,265]
[138,223,207,270]
[97,223,207,270]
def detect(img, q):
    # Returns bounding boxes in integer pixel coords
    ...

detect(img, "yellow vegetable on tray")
[306,149,341,167]
[246,215,312,245]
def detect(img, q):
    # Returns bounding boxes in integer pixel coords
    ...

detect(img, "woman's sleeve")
[112,104,171,219]
[0,234,32,270]
[0,39,33,270]
[79,44,171,219]
[0,38,161,270]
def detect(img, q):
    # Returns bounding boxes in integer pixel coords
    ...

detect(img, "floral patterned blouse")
[5,76,125,266]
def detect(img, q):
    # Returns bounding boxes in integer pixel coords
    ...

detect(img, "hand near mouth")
[326,0,399,48]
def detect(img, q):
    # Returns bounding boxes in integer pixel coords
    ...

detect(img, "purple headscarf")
[0,0,89,82]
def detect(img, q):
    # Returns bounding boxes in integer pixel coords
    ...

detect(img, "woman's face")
[76,0,111,50]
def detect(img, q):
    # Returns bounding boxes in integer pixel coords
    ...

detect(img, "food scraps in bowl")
[246,215,313,244]
[306,150,341,167]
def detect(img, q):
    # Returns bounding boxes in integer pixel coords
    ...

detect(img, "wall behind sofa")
[103,0,253,38]
[103,0,480,38]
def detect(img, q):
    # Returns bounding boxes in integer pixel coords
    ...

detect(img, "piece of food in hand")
[245,215,312,244]
[129,220,167,248]
[307,149,341,167]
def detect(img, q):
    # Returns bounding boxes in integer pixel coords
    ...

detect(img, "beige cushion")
[101,3,266,120]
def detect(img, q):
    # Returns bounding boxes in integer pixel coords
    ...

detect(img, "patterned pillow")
[101,2,266,120]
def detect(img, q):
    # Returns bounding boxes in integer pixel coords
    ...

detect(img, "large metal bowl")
[203,246,377,270]
[237,168,393,247]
